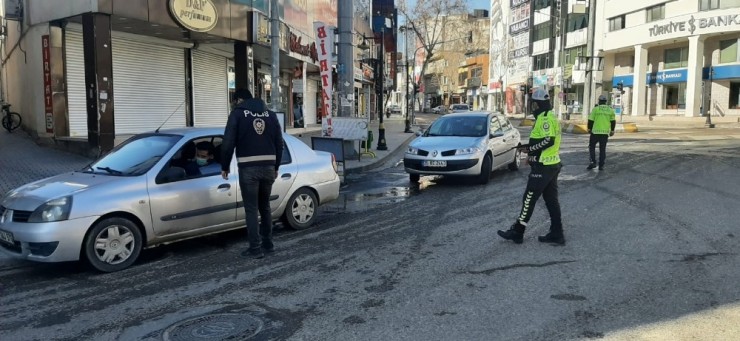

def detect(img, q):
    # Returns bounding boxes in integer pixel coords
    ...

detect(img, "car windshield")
[452,105,468,110]
[82,134,181,176]
[426,116,487,137]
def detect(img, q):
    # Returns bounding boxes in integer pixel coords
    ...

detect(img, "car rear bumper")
[0,216,99,262]
[403,157,481,176]
[315,178,341,205]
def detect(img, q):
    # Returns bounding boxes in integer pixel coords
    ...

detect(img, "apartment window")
[567,13,589,33]
[533,0,551,11]
[609,15,625,32]
[731,82,740,109]
[664,47,689,69]
[533,53,554,71]
[533,22,552,41]
[471,67,483,78]
[664,83,687,109]
[458,72,468,85]
[699,0,720,10]
[646,4,665,22]
[720,39,739,63]
[565,46,587,65]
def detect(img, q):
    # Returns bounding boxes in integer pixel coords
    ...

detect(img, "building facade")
[1,0,335,154]
[595,0,740,117]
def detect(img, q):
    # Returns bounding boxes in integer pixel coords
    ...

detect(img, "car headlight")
[455,147,481,155]
[29,196,73,223]
[407,147,419,155]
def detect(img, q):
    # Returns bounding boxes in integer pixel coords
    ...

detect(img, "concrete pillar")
[631,44,648,116]
[234,41,254,95]
[82,13,114,152]
[686,35,705,117]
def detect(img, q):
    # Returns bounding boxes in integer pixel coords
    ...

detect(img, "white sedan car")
[404,112,522,184]
[0,128,340,272]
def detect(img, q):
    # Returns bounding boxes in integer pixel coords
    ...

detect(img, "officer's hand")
[609,131,615,137]
[221,170,229,180]
[517,146,528,153]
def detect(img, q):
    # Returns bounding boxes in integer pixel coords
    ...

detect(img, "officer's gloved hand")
[609,131,615,137]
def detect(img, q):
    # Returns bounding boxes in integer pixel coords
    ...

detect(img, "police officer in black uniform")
[221,89,284,259]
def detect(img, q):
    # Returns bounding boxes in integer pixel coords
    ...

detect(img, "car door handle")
[281,173,292,179]
[217,183,231,190]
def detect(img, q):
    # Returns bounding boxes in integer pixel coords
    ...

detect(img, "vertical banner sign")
[41,35,54,133]
[314,21,334,136]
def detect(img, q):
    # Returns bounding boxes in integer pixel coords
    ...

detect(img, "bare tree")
[400,0,469,110]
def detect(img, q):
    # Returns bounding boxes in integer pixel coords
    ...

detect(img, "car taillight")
[331,153,338,173]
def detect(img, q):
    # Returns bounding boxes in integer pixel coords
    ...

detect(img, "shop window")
[730,82,740,109]
[700,0,720,10]
[609,15,625,32]
[646,4,665,22]
[664,83,687,109]
[664,47,689,69]
[719,39,739,64]
[533,22,552,42]
[567,12,589,33]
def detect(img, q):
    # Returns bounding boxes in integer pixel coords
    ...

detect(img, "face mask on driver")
[196,157,208,166]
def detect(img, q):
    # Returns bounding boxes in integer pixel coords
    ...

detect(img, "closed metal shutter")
[64,29,187,136]
[192,50,229,127]
[112,38,186,134]
[64,30,87,137]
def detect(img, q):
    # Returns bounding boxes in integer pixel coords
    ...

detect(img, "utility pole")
[270,0,281,112]
[583,0,597,119]
[338,0,354,117]
[376,26,388,150]
[403,25,412,133]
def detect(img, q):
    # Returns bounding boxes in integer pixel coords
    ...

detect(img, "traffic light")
[617,81,624,94]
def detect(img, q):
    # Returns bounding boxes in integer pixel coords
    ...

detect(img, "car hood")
[410,136,484,151]
[1,172,121,211]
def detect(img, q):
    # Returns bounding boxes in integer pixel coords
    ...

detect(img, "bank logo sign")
[649,14,740,37]
[169,0,218,33]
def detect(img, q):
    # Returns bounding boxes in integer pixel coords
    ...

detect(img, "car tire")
[83,217,143,273]
[477,155,492,185]
[282,188,318,230]
[508,149,521,171]
[409,173,420,183]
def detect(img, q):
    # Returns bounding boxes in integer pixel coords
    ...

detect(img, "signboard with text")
[42,35,53,134]
[314,21,334,137]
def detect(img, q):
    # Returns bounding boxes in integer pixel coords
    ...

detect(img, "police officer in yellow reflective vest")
[498,87,565,245]
[587,95,616,170]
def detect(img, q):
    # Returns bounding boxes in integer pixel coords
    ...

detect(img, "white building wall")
[3,22,48,135]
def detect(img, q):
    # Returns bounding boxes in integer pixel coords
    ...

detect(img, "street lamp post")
[376,26,388,150]
[400,25,412,133]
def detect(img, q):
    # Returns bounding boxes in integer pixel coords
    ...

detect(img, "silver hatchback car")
[0,128,340,272]
[404,112,522,184]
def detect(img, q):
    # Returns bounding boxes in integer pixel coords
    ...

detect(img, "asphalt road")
[2,125,740,340]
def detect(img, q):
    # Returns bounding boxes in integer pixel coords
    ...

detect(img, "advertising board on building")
[168,0,218,32]
[314,21,335,137]
[42,35,53,134]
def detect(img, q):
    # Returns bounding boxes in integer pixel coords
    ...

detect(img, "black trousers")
[517,163,562,232]
[239,166,276,251]
[589,134,609,167]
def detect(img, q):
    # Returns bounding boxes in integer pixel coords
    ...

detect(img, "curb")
[344,133,416,175]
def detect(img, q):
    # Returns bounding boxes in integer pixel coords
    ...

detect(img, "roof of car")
[445,111,492,117]
[143,127,294,140]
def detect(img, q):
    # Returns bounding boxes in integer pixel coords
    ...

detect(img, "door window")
[490,117,503,135]
[160,135,224,183]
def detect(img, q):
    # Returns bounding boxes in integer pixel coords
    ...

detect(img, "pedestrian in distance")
[497,87,565,245]
[587,94,616,171]
[221,89,284,259]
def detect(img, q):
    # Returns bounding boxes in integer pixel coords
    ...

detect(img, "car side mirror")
[490,131,504,138]
[415,130,423,137]
[157,166,186,184]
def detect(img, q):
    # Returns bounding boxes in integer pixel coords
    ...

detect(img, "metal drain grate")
[163,313,263,341]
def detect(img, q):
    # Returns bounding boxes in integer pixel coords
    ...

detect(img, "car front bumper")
[403,156,482,176]
[0,215,100,262]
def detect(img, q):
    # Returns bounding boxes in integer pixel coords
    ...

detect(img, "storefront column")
[686,35,705,117]
[234,41,253,95]
[82,13,114,152]
[632,44,648,117]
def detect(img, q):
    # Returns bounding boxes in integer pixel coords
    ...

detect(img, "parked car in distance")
[449,104,471,113]
[0,128,340,272]
[432,105,448,115]
[404,112,522,185]
[387,105,402,115]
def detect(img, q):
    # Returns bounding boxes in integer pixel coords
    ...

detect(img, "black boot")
[587,162,597,170]
[497,222,526,244]
[538,231,565,245]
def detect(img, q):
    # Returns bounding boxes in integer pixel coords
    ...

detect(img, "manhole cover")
[163,313,263,341]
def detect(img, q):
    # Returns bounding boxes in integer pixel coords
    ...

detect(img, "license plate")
[423,160,447,167]
[0,230,14,245]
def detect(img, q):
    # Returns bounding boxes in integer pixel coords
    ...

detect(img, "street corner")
[562,122,589,134]
[616,122,639,133]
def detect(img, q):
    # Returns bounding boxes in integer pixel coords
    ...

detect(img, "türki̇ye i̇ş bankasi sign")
[649,14,740,37]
